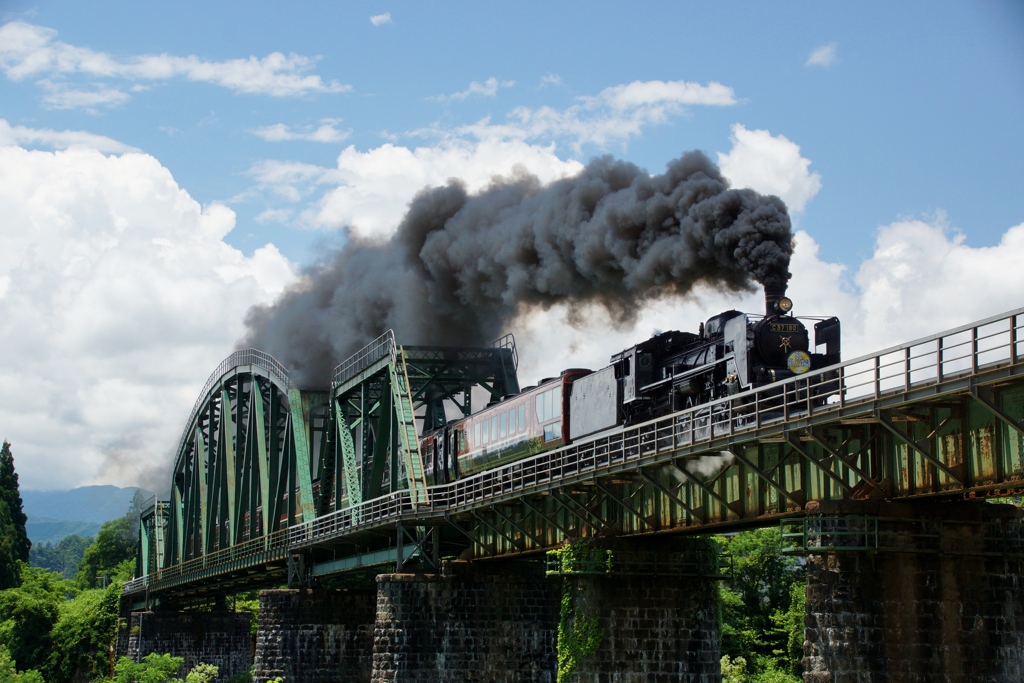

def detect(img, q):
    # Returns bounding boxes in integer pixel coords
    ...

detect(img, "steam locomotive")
[421,288,841,484]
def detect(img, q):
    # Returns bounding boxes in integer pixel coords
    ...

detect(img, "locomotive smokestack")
[765,285,786,316]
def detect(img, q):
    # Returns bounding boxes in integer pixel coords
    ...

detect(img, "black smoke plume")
[242,151,793,386]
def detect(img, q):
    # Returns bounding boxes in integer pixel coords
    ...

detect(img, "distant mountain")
[26,518,102,546]
[21,485,154,543]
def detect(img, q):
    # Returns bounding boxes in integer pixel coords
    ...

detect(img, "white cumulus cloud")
[806,43,838,68]
[249,138,584,239]
[718,123,822,214]
[244,77,741,230]
[0,144,295,491]
[370,12,392,26]
[250,119,351,143]
[0,21,349,108]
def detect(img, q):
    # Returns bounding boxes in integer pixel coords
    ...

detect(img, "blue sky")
[5,1,1023,263]
[1,1,1022,489]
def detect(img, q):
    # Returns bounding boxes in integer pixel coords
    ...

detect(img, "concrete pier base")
[803,501,1024,683]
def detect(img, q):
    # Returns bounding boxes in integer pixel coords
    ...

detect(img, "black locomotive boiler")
[596,287,841,428]
[421,288,840,484]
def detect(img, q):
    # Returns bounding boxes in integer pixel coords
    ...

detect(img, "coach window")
[474,422,481,447]
[491,416,499,442]
[500,411,507,438]
[482,418,489,444]
[543,421,562,442]
[518,405,526,432]
[536,387,559,422]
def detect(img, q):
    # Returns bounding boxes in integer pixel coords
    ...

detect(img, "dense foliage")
[716,528,805,683]
[101,654,219,683]
[0,439,138,682]
[0,646,45,683]
[46,581,122,682]
[76,515,136,589]
[0,565,70,672]
[30,534,94,579]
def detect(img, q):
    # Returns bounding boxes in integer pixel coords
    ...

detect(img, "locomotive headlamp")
[775,297,793,314]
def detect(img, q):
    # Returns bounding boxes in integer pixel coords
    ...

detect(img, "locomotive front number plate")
[769,324,801,332]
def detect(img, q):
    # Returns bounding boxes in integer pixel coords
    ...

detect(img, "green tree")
[75,516,136,589]
[0,501,19,590]
[104,653,184,683]
[0,564,71,672]
[716,528,804,678]
[184,662,218,683]
[0,442,29,567]
[44,580,120,683]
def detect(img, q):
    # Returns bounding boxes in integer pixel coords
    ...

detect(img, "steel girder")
[462,381,1024,558]
[163,351,326,566]
[316,331,520,513]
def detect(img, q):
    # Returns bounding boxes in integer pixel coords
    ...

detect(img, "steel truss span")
[126,307,1024,603]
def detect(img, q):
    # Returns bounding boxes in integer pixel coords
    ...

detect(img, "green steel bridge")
[125,307,1024,607]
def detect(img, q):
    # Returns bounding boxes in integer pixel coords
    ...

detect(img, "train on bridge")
[422,287,841,484]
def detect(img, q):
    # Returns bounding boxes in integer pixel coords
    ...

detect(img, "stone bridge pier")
[250,537,721,682]
[801,500,1024,683]
[114,610,252,681]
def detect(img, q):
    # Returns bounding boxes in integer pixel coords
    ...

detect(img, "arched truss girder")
[164,349,328,566]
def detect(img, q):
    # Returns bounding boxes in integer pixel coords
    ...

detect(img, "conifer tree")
[0,441,30,563]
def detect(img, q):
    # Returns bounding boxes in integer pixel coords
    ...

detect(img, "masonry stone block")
[118,611,252,682]
[371,561,560,683]
[803,500,1024,683]
[253,588,377,683]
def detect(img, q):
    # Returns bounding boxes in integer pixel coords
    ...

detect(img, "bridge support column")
[253,588,377,683]
[371,561,560,682]
[117,611,252,681]
[802,501,1024,683]
[557,537,721,683]
[371,538,721,683]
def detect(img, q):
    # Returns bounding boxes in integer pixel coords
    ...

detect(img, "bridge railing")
[332,330,396,386]
[837,312,1021,405]
[126,527,292,594]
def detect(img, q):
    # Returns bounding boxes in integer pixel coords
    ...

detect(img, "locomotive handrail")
[136,306,1024,595]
